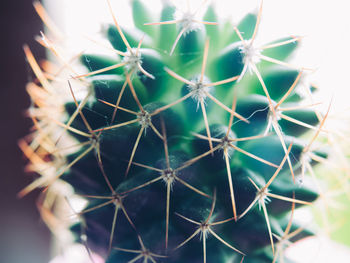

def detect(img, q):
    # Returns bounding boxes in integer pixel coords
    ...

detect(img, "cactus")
[21,0,333,262]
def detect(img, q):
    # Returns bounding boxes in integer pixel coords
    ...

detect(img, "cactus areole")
[22,1,330,262]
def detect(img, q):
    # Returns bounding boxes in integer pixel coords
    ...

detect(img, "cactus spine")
[22,1,333,262]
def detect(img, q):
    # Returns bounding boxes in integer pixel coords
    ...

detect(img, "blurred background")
[2,0,350,262]
[1,0,51,263]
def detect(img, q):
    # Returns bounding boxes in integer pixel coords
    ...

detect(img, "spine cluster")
[21,1,341,262]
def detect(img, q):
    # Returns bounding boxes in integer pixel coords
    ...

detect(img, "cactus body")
[23,1,331,262]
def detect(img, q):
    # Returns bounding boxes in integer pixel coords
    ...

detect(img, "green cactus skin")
[22,1,331,262]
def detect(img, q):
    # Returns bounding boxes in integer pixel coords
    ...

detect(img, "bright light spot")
[49,244,104,263]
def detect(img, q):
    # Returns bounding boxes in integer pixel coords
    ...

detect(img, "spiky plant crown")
[21,0,337,262]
